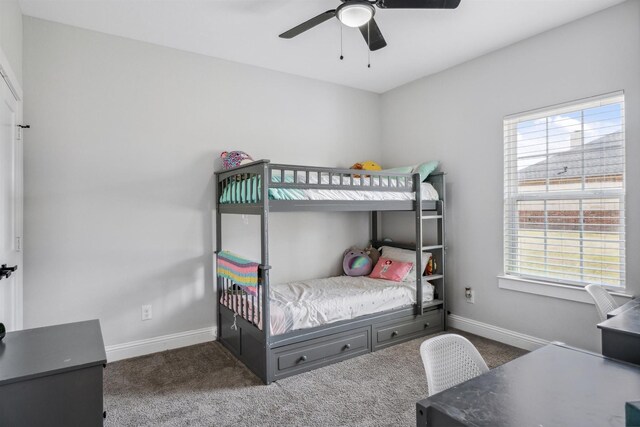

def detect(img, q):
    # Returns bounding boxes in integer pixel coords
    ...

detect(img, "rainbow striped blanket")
[217,251,259,295]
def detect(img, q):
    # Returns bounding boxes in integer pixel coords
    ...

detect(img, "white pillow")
[379,246,431,281]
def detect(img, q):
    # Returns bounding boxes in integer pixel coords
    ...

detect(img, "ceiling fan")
[279,0,461,51]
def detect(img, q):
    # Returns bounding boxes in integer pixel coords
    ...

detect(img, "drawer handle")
[299,355,308,362]
[343,343,351,350]
[424,323,430,328]
[391,331,399,337]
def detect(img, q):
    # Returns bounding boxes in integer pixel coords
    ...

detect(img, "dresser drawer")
[274,328,370,376]
[374,309,442,349]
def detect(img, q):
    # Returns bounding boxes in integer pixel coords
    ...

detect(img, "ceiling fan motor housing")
[336,1,376,28]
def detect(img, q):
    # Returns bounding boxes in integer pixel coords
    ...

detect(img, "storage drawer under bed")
[373,309,443,350]
[272,328,370,380]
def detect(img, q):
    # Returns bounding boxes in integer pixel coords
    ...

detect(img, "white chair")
[420,334,489,396]
[585,284,618,322]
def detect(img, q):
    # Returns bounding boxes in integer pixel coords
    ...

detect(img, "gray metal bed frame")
[215,159,446,384]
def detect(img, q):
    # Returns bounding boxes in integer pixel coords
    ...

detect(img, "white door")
[0,72,22,331]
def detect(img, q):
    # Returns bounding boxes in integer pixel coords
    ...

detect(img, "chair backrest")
[420,334,489,397]
[585,284,618,321]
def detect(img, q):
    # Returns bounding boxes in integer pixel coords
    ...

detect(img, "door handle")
[0,264,17,280]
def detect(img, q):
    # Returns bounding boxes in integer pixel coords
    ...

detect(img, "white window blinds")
[503,92,625,288]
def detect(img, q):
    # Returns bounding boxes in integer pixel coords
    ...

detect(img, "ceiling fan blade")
[279,10,336,39]
[376,0,461,9]
[359,18,387,51]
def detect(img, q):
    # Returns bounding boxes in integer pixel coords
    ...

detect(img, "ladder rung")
[422,245,444,251]
[421,215,443,220]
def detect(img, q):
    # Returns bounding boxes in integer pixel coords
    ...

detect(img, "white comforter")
[273,171,440,201]
[302,182,439,202]
[269,276,434,335]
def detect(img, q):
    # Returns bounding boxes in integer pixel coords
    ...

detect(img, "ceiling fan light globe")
[337,3,374,28]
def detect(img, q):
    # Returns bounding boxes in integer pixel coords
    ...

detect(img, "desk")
[607,298,640,319]
[0,320,106,426]
[416,343,640,427]
[599,304,640,365]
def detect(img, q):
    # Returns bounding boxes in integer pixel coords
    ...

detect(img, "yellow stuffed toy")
[351,161,382,177]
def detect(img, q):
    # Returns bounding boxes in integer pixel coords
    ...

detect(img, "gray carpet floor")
[104,330,526,426]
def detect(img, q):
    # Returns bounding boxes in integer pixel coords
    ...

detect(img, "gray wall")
[23,18,380,346]
[380,0,640,351]
[0,0,22,84]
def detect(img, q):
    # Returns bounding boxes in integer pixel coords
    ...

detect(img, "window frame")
[503,91,626,290]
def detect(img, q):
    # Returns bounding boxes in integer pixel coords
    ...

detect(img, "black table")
[416,343,640,427]
[607,298,640,319]
[599,304,640,365]
[0,319,106,426]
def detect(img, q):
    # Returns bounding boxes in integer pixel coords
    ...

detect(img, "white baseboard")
[104,316,545,362]
[105,327,217,363]
[448,314,549,351]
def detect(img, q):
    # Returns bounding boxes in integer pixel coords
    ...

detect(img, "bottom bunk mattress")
[220,275,434,335]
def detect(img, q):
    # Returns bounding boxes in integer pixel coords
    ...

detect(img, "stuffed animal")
[364,244,381,265]
[426,256,437,275]
[351,160,382,178]
[342,247,373,277]
[351,160,382,172]
[220,151,253,169]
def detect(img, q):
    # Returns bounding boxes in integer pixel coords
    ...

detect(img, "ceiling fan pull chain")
[367,21,371,68]
[340,24,344,60]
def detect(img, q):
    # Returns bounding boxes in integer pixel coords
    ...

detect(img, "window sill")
[497,275,633,304]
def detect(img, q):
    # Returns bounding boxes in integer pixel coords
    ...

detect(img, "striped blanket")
[217,251,259,295]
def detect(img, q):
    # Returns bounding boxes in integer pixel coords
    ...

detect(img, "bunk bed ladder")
[416,173,446,323]
[414,173,424,316]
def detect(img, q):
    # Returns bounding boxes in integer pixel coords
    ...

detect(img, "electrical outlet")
[141,304,152,321]
[464,287,475,304]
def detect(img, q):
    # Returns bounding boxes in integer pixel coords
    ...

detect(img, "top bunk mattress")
[219,174,439,204]
[221,275,434,336]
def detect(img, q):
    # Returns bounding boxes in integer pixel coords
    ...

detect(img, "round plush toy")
[220,151,253,169]
[343,248,373,277]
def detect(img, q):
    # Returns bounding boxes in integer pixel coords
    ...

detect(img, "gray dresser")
[0,319,106,426]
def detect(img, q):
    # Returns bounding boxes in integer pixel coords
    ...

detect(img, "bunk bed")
[215,160,446,384]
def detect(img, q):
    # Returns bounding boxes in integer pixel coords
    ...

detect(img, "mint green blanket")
[219,175,304,203]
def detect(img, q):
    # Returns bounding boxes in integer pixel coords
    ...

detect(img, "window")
[504,92,625,289]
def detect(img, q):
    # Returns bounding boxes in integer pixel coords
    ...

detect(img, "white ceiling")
[19,0,626,93]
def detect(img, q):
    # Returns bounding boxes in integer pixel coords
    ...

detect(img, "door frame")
[0,45,23,329]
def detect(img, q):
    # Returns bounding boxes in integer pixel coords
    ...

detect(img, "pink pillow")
[369,257,413,282]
